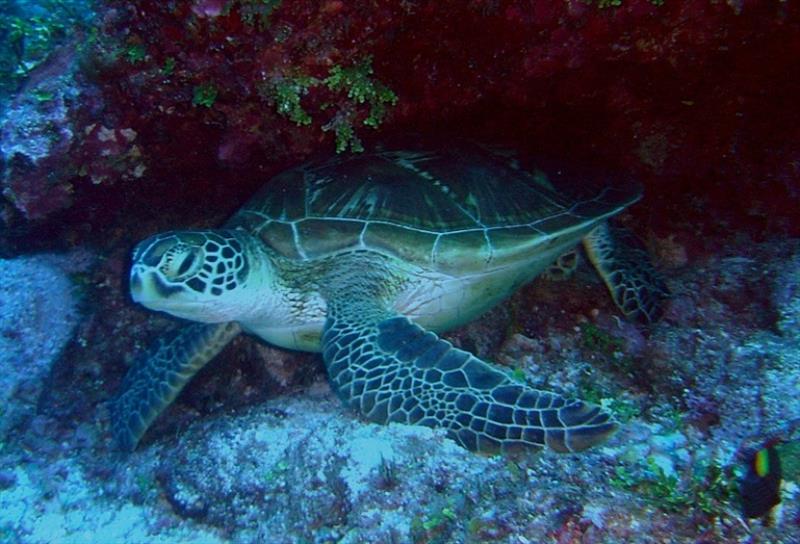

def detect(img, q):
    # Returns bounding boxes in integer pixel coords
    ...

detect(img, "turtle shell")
[227,144,640,274]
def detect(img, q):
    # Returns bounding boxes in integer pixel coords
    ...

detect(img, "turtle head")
[130,229,268,322]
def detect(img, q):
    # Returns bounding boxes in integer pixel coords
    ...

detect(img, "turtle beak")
[130,268,144,302]
[130,264,185,307]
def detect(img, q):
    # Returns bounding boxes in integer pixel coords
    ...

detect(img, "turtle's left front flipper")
[320,255,617,454]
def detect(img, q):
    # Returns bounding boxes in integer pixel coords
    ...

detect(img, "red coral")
[77,124,147,186]
[3,155,74,221]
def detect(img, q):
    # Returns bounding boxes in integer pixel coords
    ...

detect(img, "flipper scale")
[321,255,617,454]
[583,223,670,323]
[109,322,241,451]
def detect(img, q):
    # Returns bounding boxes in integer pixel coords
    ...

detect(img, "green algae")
[612,454,741,518]
[225,0,282,30]
[270,74,316,126]
[0,2,90,97]
[192,82,218,108]
[263,57,398,153]
[323,57,398,130]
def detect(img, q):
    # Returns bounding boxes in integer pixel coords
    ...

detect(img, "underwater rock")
[0,45,80,220]
[5,236,799,542]
[0,455,225,544]
[0,469,15,490]
[0,255,80,439]
[646,242,800,442]
[773,250,800,337]
[0,2,101,220]
[125,391,611,543]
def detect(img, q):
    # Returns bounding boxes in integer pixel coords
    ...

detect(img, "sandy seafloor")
[0,232,797,544]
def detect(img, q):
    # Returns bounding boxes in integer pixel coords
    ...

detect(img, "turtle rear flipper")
[321,254,617,454]
[583,222,670,324]
[109,321,241,451]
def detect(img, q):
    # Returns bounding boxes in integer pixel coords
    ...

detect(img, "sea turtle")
[110,142,667,454]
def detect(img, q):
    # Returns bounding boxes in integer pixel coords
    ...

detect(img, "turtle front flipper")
[320,255,617,454]
[583,222,670,324]
[110,321,241,451]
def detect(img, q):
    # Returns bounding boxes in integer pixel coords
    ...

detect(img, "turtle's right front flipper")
[321,256,617,454]
[109,321,241,451]
[583,222,670,323]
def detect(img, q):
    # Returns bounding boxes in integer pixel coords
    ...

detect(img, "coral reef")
[1,0,798,241]
[0,49,80,220]
[0,1,98,221]
[0,0,798,542]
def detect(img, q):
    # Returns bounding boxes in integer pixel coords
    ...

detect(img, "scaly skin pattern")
[583,223,670,324]
[319,252,617,453]
[109,226,661,452]
[110,321,242,451]
[110,146,668,452]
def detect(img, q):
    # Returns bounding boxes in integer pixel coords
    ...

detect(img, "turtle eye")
[161,245,201,279]
[176,252,196,276]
